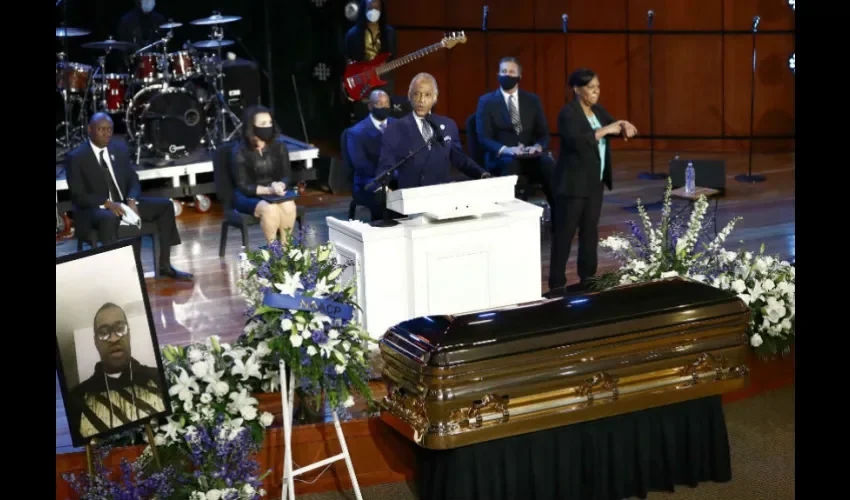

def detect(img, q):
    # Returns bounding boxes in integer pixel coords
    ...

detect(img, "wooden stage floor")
[54,150,795,453]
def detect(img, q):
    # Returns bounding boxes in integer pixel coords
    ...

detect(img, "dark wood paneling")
[446,33,488,135]
[647,36,724,136]
[534,0,628,30]
[627,34,651,135]
[486,0,536,29]
[628,0,723,31]
[534,34,567,132]
[394,30,450,115]
[724,34,795,137]
[445,0,487,29]
[566,34,630,128]
[386,0,445,27]
[724,0,796,31]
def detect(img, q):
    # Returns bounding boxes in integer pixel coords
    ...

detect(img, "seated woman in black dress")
[231,105,297,243]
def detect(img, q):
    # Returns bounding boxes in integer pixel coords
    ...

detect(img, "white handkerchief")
[119,203,142,228]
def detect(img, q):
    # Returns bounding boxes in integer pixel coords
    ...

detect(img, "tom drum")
[167,51,197,80]
[56,62,92,94]
[102,74,128,114]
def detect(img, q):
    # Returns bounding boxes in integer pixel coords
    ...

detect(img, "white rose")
[259,489,267,497]
[343,396,355,408]
[335,364,346,374]
[290,334,303,348]
[187,348,204,363]
[260,412,274,427]
[213,381,230,397]
[256,340,272,357]
[307,345,319,357]
[240,405,258,421]
[243,484,257,497]
[191,361,209,379]
[750,333,763,347]
[190,492,207,500]
[660,271,679,279]
[206,490,223,500]
[731,279,747,294]
[200,393,213,404]
[183,400,194,412]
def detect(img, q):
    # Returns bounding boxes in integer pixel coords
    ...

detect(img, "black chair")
[465,114,486,167]
[77,224,161,276]
[332,128,367,220]
[215,141,304,258]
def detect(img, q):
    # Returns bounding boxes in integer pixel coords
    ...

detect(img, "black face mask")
[498,75,520,90]
[254,126,274,142]
[371,107,390,121]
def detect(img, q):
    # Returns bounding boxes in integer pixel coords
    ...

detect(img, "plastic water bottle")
[685,161,695,194]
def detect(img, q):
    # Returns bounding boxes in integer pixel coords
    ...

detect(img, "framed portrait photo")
[56,238,171,447]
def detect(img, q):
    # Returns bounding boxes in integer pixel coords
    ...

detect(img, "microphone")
[482,5,489,32]
[752,16,761,32]
[562,14,568,34]
[647,10,654,29]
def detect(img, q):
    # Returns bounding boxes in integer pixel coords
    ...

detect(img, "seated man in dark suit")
[475,56,555,207]
[377,73,489,191]
[346,89,395,221]
[65,113,192,280]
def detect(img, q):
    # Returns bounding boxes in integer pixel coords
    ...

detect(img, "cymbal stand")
[207,24,242,143]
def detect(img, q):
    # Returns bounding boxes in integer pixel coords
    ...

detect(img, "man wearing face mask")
[343,0,401,124]
[475,57,555,208]
[118,0,167,48]
[345,90,396,221]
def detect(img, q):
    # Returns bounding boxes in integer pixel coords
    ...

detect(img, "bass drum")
[126,85,206,157]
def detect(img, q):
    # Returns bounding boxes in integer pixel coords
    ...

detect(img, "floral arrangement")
[62,446,176,500]
[591,178,795,358]
[156,336,275,448]
[235,228,374,415]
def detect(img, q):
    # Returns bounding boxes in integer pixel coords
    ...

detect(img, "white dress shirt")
[498,88,521,157]
[370,114,388,132]
[90,141,124,202]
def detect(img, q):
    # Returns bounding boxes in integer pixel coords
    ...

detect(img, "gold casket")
[379,278,751,450]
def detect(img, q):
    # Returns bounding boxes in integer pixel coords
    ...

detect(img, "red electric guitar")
[343,32,467,102]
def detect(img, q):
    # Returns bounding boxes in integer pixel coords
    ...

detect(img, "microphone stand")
[562,14,568,92]
[364,137,437,228]
[638,10,665,180]
[736,16,766,183]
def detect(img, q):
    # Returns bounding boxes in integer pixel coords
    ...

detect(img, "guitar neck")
[375,42,446,75]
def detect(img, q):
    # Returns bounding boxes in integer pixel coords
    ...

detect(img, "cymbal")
[160,21,183,30]
[56,27,91,38]
[190,14,241,26]
[81,39,137,51]
[193,39,235,49]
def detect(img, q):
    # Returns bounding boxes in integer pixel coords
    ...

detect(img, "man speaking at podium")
[377,73,489,190]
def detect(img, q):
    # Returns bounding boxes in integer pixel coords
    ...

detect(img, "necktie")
[421,119,433,143]
[99,150,122,202]
[379,122,386,133]
[508,95,522,135]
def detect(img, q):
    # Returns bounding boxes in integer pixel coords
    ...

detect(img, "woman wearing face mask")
[343,0,398,124]
[548,68,638,294]
[231,105,296,243]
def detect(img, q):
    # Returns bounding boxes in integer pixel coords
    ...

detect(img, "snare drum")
[56,62,92,94]
[102,74,127,114]
[134,52,161,83]
[168,51,196,80]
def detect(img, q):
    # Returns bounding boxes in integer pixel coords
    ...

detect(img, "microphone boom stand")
[735,16,766,183]
[638,10,666,180]
[364,138,436,228]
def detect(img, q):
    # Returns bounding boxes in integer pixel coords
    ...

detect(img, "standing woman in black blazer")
[548,69,638,292]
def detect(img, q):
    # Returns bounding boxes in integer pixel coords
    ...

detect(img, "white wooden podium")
[327,176,543,343]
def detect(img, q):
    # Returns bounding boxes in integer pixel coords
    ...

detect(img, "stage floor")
[54,150,795,453]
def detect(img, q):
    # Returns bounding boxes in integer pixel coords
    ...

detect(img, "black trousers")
[93,197,181,269]
[548,181,605,290]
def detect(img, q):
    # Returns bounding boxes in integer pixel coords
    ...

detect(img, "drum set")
[56,13,244,163]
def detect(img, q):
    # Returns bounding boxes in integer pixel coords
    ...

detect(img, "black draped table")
[418,396,732,500]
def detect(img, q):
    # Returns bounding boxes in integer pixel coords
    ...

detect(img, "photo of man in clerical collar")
[68,302,167,440]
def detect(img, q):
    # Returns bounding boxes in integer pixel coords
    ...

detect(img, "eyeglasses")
[95,322,129,341]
